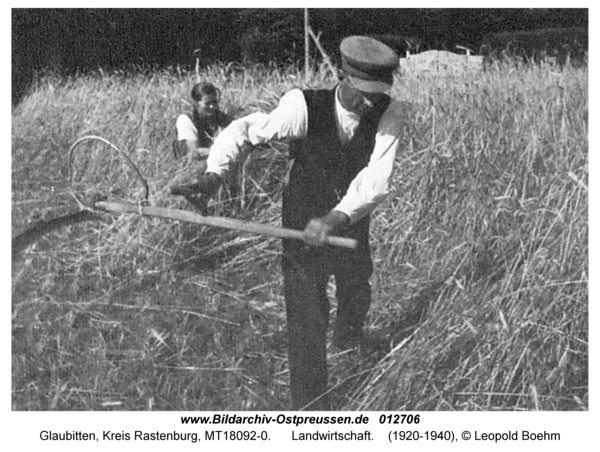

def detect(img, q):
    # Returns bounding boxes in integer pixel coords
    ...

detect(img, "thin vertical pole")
[304,8,310,80]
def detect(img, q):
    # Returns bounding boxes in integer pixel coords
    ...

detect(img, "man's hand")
[303,210,351,247]
[170,172,222,198]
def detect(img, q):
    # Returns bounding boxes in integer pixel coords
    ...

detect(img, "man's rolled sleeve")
[206,113,268,176]
[206,89,308,176]
[334,100,405,223]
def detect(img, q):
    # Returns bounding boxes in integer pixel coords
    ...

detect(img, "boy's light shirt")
[175,114,198,141]
[206,87,403,224]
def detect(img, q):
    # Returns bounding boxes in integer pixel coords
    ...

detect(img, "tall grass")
[352,61,588,410]
[11,59,587,411]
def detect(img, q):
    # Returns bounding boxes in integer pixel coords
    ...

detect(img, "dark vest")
[193,110,232,147]
[173,111,233,159]
[282,88,390,251]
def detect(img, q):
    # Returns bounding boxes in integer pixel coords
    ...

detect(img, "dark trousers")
[282,238,373,410]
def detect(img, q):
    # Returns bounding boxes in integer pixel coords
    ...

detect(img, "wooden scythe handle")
[95,201,358,250]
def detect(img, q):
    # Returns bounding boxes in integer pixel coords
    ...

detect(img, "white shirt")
[175,114,198,141]
[206,87,405,224]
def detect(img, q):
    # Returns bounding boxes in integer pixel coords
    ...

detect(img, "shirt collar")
[335,85,361,121]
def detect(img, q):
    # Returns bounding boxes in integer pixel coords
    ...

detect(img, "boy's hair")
[191,82,220,102]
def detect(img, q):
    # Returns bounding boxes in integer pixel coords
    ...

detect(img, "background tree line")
[12,8,588,104]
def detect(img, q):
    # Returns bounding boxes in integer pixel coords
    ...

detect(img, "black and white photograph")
[9,5,592,448]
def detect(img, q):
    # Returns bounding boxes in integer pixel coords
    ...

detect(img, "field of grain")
[11,59,588,411]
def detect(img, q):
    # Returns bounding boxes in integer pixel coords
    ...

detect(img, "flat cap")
[340,36,399,93]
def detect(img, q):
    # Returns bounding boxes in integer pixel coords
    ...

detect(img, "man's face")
[195,94,219,118]
[339,79,388,116]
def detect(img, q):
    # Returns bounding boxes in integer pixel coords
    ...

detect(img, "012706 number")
[379,414,420,424]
